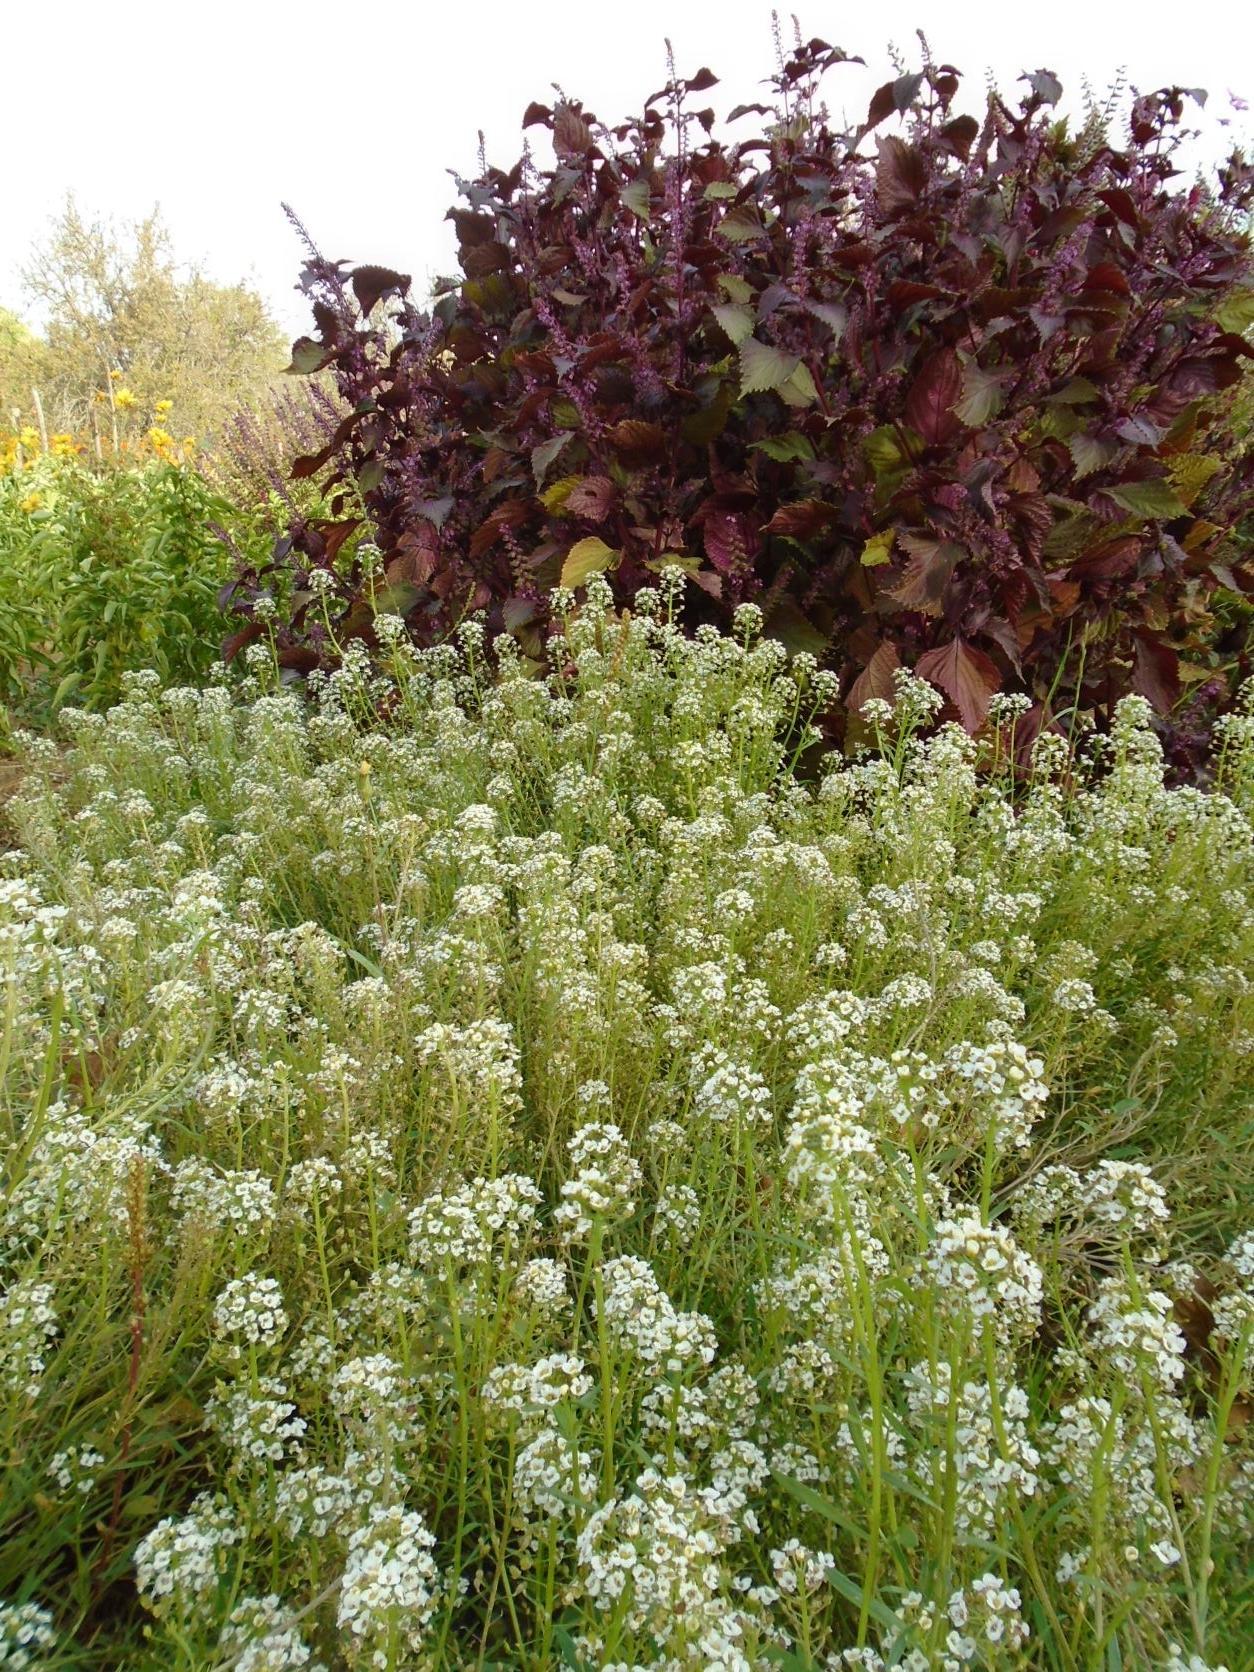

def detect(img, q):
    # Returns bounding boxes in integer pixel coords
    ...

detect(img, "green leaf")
[823,1566,901,1634]
[717,273,753,303]
[861,530,895,566]
[553,1626,585,1668]
[703,181,740,200]
[50,671,82,710]
[680,379,735,445]
[1068,433,1117,479]
[1108,480,1189,520]
[954,358,1008,427]
[1216,288,1254,333]
[1039,405,1081,440]
[803,299,847,337]
[371,582,421,616]
[739,338,801,396]
[750,432,815,462]
[773,1474,865,1540]
[779,361,820,408]
[531,432,572,485]
[286,337,329,375]
[540,474,582,513]
[863,424,907,476]
[711,303,755,345]
[717,204,767,242]
[560,536,617,588]
[620,180,651,220]
[1046,377,1102,406]
[763,598,830,655]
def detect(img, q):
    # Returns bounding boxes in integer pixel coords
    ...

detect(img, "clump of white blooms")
[946,1572,1030,1659]
[1014,1159,1171,1259]
[134,1494,243,1621]
[217,1594,324,1672]
[554,1122,642,1240]
[927,1216,1044,1340]
[769,1539,836,1595]
[47,1444,106,1496]
[482,1352,593,1422]
[513,1419,599,1523]
[336,1505,441,1665]
[2,604,1251,1668]
[0,1600,58,1669]
[1086,1277,1187,1390]
[212,1272,288,1357]
[205,1376,307,1464]
[598,1255,718,1374]
[512,1256,570,1315]
[407,1172,542,1269]
[0,1280,57,1398]
[654,1182,702,1239]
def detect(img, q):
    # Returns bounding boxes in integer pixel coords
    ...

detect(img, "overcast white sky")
[4,0,1250,337]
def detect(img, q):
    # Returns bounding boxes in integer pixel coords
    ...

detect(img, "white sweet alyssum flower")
[217,1594,324,1672]
[212,1273,288,1357]
[6,601,1254,1668]
[554,1123,642,1241]
[0,1599,58,1669]
[928,1216,1044,1339]
[134,1494,242,1620]
[0,1280,57,1399]
[336,1505,441,1661]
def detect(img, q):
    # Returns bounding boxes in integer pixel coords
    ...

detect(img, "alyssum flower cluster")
[1,577,1251,1669]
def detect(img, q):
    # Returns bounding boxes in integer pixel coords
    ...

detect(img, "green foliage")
[0,456,241,715]
[1,584,1252,1668]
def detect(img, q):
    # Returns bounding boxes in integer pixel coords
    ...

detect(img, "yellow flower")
[113,387,137,410]
[109,369,123,380]
[50,433,78,457]
[19,491,43,513]
[154,399,173,417]
[19,426,39,449]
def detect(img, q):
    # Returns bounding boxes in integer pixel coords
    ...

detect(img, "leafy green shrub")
[2,581,1252,1667]
[0,456,240,714]
[244,45,1254,764]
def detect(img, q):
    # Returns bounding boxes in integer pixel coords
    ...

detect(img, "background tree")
[4,196,287,442]
[0,307,44,432]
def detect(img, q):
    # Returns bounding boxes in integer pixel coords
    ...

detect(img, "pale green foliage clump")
[1,579,1252,1669]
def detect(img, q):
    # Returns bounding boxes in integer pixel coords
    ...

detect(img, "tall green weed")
[0,458,240,718]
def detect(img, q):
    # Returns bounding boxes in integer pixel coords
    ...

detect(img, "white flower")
[0,1599,58,1669]
[598,1255,717,1374]
[218,1594,324,1672]
[212,1273,287,1357]
[336,1505,440,1658]
[554,1124,642,1241]
[0,1280,57,1399]
[134,1494,242,1620]
[927,1216,1043,1339]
